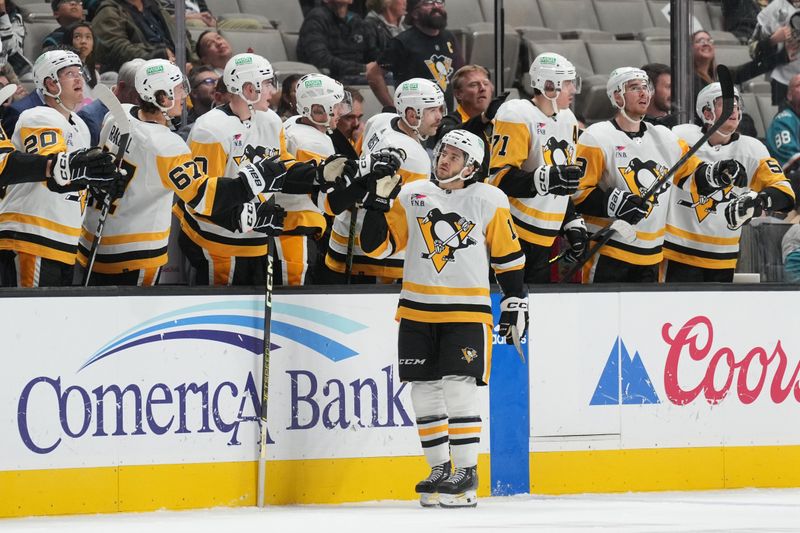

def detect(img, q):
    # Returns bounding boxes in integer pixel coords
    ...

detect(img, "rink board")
[2,287,800,517]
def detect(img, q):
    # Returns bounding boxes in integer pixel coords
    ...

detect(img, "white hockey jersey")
[666,124,793,269]
[489,99,580,247]
[175,104,293,257]
[78,105,236,274]
[355,112,398,156]
[368,179,524,328]
[325,117,431,279]
[574,120,703,266]
[0,106,90,264]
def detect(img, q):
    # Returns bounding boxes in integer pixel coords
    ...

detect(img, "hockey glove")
[50,147,120,190]
[498,293,529,345]
[316,154,358,193]
[531,164,582,196]
[724,191,770,230]
[356,147,405,183]
[237,202,286,235]
[238,157,287,199]
[606,187,650,225]
[701,159,748,189]
[362,172,402,212]
[562,217,588,264]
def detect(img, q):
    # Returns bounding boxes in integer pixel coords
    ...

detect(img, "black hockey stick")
[345,206,357,283]
[257,201,276,508]
[82,84,131,286]
[558,64,734,283]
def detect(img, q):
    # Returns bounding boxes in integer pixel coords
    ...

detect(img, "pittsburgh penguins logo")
[417,208,477,273]
[542,137,574,166]
[66,189,88,215]
[618,158,671,213]
[677,184,736,224]
[461,347,478,364]
[233,144,279,167]
[424,55,453,91]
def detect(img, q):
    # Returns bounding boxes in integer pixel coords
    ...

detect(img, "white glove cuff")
[239,203,257,233]
[52,152,71,186]
[533,165,551,196]
[500,296,528,312]
[375,174,400,197]
[563,217,586,232]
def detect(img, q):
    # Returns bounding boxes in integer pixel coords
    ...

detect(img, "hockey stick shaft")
[257,234,274,507]
[558,65,734,283]
[345,207,357,284]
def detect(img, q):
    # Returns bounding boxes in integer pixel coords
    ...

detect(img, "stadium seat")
[742,77,771,94]
[646,0,708,32]
[692,1,713,33]
[516,27,561,43]
[643,42,670,64]
[713,45,752,68]
[19,2,51,15]
[478,0,544,28]
[756,94,779,136]
[220,29,288,61]
[24,20,59,61]
[586,41,648,75]
[443,0,485,32]
[238,0,305,33]
[575,74,615,123]
[352,85,391,121]
[526,40,594,78]
[217,13,272,30]
[538,0,600,32]
[638,27,670,41]
[271,61,319,80]
[739,92,764,139]
[465,23,520,88]
[592,0,655,39]
[707,2,724,32]
[281,32,299,62]
[205,0,240,15]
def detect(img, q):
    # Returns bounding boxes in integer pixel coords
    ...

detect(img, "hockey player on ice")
[359,129,527,508]
[665,82,794,282]
[573,67,745,283]
[78,59,287,286]
[280,73,352,285]
[489,53,588,283]
[0,50,122,287]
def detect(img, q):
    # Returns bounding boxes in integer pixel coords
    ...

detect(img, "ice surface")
[3,489,800,533]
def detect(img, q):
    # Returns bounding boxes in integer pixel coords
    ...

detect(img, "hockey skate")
[438,465,478,508]
[415,461,451,507]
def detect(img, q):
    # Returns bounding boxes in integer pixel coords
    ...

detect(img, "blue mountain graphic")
[590,337,659,405]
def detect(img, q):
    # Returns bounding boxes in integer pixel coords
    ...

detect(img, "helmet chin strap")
[402,110,429,141]
[436,163,474,184]
[541,90,559,115]
[44,81,76,117]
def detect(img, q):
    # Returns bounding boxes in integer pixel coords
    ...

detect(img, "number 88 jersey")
[489,99,579,247]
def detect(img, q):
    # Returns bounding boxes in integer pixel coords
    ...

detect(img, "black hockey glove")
[238,156,287,199]
[498,293,529,344]
[243,144,270,163]
[531,164,582,196]
[606,187,649,225]
[237,201,286,235]
[355,147,404,184]
[699,159,747,189]
[362,172,401,212]
[48,147,120,191]
[316,154,358,193]
[562,217,588,264]
[724,191,770,230]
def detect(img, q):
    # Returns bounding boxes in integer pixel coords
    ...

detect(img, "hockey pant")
[179,232,268,286]
[271,233,317,286]
[0,251,74,287]
[412,377,481,470]
[521,240,554,284]
[87,267,161,287]
[583,254,658,283]
[663,259,734,283]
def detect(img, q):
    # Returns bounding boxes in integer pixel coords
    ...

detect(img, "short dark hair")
[641,63,670,85]
[344,86,364,104]
[195,30,216,60]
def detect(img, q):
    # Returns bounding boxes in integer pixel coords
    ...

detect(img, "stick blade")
[715,64,734,121]
[94,83,131,136]
[609,219,637,244]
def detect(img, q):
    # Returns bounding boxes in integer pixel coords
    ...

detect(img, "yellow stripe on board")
[0,455,491,518]
[530,445,800,494]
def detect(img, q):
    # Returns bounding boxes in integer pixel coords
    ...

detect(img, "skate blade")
[419,493,439,507]
[438,490,477,508]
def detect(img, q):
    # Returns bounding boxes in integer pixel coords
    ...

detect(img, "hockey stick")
[257,196,276,508]
[82,84,131,286]
[558,64,734,283]
[0,83,17,109]
[345,206,357,283]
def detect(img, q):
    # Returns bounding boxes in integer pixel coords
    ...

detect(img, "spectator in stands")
[752,1,800,105]
[177,64,218,139]
[92,0,199,73]
[722,0,762,44]
[77,57,144,145]
[63,22,99,102]
[364,0,407,50]
[767,73,800,168]
[276,73,301,120]
[367,0,464,110]
[160,0,216,28]
[43,0,85,50]
[195,30,232,75]
[330,86,364,157]
[0,0,30,76]
[213,76,230,107]
[642,63,674,126]
[296,0,377,84]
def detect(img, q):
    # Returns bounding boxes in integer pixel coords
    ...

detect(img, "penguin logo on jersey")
[424,55,453,91]
[461,347,478,364]
[542,137,574,166]
[618,158,670,212]
[677,184,735,223]
[417,208,477,273]
[233,144,279,167]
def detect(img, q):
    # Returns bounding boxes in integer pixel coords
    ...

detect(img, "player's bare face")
[712,96,741,135]
[56,66,84,109]
[418,106,444,138]
[622,80,651,117]
[165,82,187,117]
[456,71,492,113]
[436,144,466,182]
[556,79,578,108]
